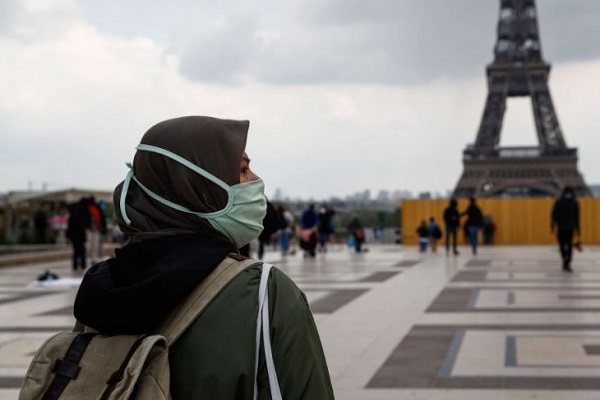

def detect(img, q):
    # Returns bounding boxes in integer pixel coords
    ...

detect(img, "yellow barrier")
[402,197,600,245]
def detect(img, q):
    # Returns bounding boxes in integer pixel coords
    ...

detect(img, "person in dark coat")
[416,220,429,253]
[86,196,107,265]
[33,208,48,244]
[67,198,91,271]
[257,200,280,260]
[428,217,442,253]
[318,205,335,252]
[348,217,365,253]
[462,197,484,255]
[300,204,319,258]
[443,199,460,255]
[551,186,580,272]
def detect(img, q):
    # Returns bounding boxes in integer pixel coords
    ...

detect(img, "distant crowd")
[241,201,370,260]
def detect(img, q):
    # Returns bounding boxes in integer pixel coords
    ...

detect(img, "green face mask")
[119,144,267,247]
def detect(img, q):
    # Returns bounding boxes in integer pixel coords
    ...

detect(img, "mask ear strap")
[136,144,233,196]
[119,145,238,221]
[120,163,134,225]
[130,174,209,215]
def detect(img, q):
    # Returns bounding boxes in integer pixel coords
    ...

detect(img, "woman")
[416,220,429,253]
[347,217,365,253]
[73,116,334,399]
[462,197,484,255]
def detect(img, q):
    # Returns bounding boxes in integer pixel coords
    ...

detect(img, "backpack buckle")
[52,359,81,379]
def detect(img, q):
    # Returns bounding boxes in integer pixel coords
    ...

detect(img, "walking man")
[443,199,460,255]
[67,197,90,272]
[463,197,484,255]
[428,217,442,253]
[551,186,580,272]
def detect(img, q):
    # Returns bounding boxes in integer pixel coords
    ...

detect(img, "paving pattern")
[2,243,600,399]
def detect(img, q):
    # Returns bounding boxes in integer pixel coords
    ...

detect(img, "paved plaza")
[2,243,600,399]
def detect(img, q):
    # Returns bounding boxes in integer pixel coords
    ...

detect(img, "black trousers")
[445,225,457,253]
[72,238,86,270]
[557,229,574,266]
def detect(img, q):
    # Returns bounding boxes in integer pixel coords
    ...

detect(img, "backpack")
[353,227,365,241]
[19,256,282,400]
[433,226,442,239]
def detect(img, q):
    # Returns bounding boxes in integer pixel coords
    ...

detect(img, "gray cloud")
[76,0,200,45]
[176,0,600,86]
[5,0,597,86]
[537,0,600,62]
[178,12,262,85]
[252,1,496,85]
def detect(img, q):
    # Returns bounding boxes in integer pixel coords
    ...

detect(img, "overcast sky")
[1,0,600,200]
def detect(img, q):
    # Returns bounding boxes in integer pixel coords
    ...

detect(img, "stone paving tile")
[1,244,600,398]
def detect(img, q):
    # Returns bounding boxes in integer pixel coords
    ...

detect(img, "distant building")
[0,188,113,244]
[375,190,390,203]
[392,190,413,201]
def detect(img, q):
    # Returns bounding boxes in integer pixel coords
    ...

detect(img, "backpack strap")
[42,332,97,400]
[253,263,282,400]
[156,254,260,345]
[159,255,283,399]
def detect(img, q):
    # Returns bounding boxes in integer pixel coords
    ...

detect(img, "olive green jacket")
[169,264,335,399]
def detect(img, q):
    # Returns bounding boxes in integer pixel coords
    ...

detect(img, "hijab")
[113,116,249,242]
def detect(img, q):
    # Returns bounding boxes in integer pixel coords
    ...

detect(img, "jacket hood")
[74,234,236,335]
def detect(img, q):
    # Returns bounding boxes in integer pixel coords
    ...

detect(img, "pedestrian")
[551,186,580,272]
[257,200,279,260]
[86,196,107,265]
[428,217,442,253]
[50,203,69,245]
[300,204,319,258]
[348,217,365,253]
[318,204,335,252]
[277,204,295,256]
[66,197,91,272]
[416,220,429,253]
[72,116,334,398]
[462,197,484,255]
[483,216,496,245]
[443,199,460,255]
[33,207,48,244]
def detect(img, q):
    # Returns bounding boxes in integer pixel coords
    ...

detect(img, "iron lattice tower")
[453,0,591,198]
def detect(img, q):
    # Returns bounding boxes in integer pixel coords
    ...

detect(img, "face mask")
[119,144,267,247]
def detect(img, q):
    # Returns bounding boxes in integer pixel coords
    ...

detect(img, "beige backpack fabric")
[19,256,258,400]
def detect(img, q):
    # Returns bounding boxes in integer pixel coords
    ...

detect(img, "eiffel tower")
[453,0,591,198]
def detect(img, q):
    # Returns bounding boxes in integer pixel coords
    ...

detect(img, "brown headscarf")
[114,116,249,241]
